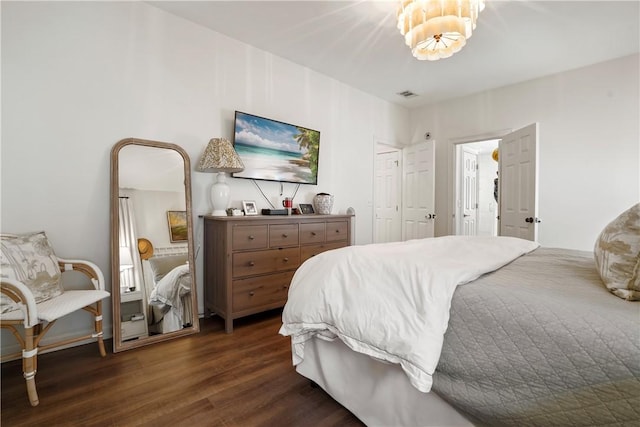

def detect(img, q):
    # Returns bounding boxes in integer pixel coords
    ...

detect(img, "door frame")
[372,137,403,243]
[447,129,511,236]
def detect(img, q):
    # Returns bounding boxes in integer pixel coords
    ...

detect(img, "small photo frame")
[167,211,188,242]
[298,203,315,214]
[242,200,258,215]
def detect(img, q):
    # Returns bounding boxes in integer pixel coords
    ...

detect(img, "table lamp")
[197,138,245,216]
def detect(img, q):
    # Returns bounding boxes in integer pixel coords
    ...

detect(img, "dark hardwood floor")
[1,310,364,426]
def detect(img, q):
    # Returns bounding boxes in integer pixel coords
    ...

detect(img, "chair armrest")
[56,258,107,292]
[1,278,39,327]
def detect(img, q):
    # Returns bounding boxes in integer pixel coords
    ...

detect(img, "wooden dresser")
[203,214,353,333]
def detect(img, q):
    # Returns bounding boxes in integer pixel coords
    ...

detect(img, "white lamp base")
[210,172,230,216]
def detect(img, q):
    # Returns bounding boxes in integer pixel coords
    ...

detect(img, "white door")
[499,123,539,241]
[461,148,478,236]
[403,141,435,240]
[374,150,402,243]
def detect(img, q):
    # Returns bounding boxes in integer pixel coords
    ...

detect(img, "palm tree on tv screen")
[294,128,319,182]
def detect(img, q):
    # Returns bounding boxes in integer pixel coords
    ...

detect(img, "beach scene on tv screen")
[233,112,319,184]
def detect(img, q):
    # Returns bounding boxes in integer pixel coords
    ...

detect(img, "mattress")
[296,335,475,427]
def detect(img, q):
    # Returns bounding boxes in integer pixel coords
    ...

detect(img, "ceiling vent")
[397,90,418,98]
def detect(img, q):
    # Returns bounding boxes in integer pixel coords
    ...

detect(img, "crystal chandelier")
[397,0,485,61]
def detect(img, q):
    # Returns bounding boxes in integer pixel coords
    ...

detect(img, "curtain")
[118,197,143,296]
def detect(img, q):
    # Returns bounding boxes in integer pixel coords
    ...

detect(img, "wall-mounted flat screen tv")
[232,111,320,185]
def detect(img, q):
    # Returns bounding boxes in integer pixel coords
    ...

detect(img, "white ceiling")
[147,1,640,109]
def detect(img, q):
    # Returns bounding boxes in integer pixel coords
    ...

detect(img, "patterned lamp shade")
[197,138,244,173]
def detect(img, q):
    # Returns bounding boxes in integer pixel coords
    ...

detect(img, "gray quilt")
[432,248,640,426]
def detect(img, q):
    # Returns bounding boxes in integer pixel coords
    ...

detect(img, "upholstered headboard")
[146,246,188,283]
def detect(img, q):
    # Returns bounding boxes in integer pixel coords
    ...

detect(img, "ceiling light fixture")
[397,0,485,61]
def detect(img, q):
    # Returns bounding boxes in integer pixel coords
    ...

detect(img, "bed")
[280,222,640,426]
[143,252,193,334]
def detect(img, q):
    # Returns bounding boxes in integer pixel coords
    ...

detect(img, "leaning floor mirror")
[110,138,199,352]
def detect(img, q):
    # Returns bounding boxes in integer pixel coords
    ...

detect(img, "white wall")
[1,1,409,354]
[409,54,640,251]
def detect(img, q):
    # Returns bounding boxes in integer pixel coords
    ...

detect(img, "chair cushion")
[0,289,110,322]
[594,203,640,300]
[1,231,64,313]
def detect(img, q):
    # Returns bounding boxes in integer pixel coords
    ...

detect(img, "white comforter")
[149,263,190,311]
[279,235,539,392]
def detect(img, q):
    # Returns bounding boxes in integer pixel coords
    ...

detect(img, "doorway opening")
[454,139,499,236]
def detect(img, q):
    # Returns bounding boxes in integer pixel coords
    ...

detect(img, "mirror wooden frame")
[110,138,199,353]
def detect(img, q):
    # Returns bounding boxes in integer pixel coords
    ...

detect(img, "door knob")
[525,217,534,223]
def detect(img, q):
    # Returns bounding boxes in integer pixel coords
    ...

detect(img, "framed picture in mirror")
[167,211,188,242]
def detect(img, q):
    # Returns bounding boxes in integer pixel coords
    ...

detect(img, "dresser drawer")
[325,221,349,242]
[269,224,299,248]
[233,225,268,250]
[300,242,348,263]
[299,222,326,244]
[232,247,300,278]
[232,270,295,313]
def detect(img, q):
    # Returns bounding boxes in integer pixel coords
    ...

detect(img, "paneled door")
[402,141,435,240]
[499,123,539,241]
[461,147,478,236]
[374,150,402,243]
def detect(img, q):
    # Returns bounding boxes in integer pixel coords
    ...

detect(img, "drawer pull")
[248,261,255,267]
[248,235,255,240]
[335,229,340,233]
[282,233,288,238]
[311,231,317,236]
[249,291,255,297]
[283,257,289,262]
[282,285,288,290]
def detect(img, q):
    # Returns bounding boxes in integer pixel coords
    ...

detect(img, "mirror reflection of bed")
[141,245,193,335]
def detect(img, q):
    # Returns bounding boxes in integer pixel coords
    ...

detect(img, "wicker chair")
[0,232,109,406]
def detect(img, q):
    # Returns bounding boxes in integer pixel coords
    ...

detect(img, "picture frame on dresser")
[242,200,258,215]
[298,203,315,214]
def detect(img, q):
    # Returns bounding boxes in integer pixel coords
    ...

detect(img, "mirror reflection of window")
[118,245,135,292]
